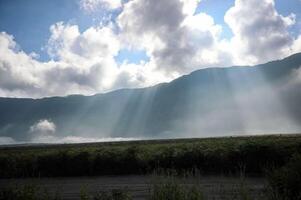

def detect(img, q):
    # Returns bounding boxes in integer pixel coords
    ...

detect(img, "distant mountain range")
[1,53,301,142]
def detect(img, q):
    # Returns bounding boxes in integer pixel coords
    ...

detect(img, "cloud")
[0,32,45,97]
[48,22,120,60]
[117,0,228,75]
[224,0,298,65]
[46,22,120,92]
[0,22,171,97]
[28,119,57,143]
[0,0,300,98]
[29,119,56,135]
[30,135,138,144]
[0,135,138,144]
[0,26,121,97]
[79,0,122,11]
[291,35,301,54]
[48,136,138,143]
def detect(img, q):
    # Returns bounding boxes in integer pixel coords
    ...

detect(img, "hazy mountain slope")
[1,53,301,142]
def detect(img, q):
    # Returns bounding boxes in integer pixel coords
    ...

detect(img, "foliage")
[0,184,61,200]
[94,189,132,200]
[0,185,131,200]
[266,153,301,200]
[0,135,300,178]
[150,176,204,200]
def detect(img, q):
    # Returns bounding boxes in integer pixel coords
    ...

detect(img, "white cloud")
[0,25,114,97]
[80,0,122,11]
[0,22,171,97]
[53,136,138,143]
[291,35,301,54]
[117,0,229,76]
[0,32,44,97]
[117,0,189,74]
[182,12,233,67]
[0,135,138,144]
[115,61,173,88]
[116,0,300,73]
[29,119,56,135]
[0,0,300,98]
[181,0,201,15]
[224,0,298,65]
[29,135,138,144]
[46,22,120,92]
[28,119,57,143]
[48,22,120,60]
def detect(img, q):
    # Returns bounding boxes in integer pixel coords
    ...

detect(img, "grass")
[0,185,131,200]
[266,153,301,200]
[0,176,245,200]
[0,134,301,178]
[0,184,61,200]
[1,160,300,200]
[150,175,204,200]
[1,134,301,199]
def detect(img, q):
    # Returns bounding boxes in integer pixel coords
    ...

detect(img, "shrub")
[266,153,301,200]
[150,177,204,200]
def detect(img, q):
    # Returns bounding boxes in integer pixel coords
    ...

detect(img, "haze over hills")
[1,53,301,143]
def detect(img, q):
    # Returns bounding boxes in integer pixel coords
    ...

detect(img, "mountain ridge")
[1,52,301,142]
[2,52,300,101]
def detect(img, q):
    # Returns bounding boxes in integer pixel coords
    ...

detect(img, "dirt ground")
[0,175,266,200]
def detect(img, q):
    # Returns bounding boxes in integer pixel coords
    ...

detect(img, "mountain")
[1,53,301,142]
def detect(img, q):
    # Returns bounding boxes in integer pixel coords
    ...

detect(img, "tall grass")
[1,168,300,200]
[0,185,132,200]
[150,176,204,200]
[0,184,61,200]
[94,189,132,200]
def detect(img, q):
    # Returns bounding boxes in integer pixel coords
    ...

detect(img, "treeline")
[0,135,301,178]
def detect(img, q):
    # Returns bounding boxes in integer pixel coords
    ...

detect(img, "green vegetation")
[150,176,204,200]
[93,190,132,200]
[1,156,301,200]
[0,184,61,200]
[0,185,131,200]
[0,177,251,200]
[266,153,301,200]
[78,187,132,200]
[0,134,301,178]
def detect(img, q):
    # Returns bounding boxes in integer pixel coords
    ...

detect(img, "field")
[1,134,301,199]
[0,175,266,200]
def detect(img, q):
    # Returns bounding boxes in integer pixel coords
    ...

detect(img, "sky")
[0,0,301,98]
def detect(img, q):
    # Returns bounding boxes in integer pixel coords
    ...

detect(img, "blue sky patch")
[115,48,150,64]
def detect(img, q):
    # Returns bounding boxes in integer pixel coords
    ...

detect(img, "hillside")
[1,53,301,142]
